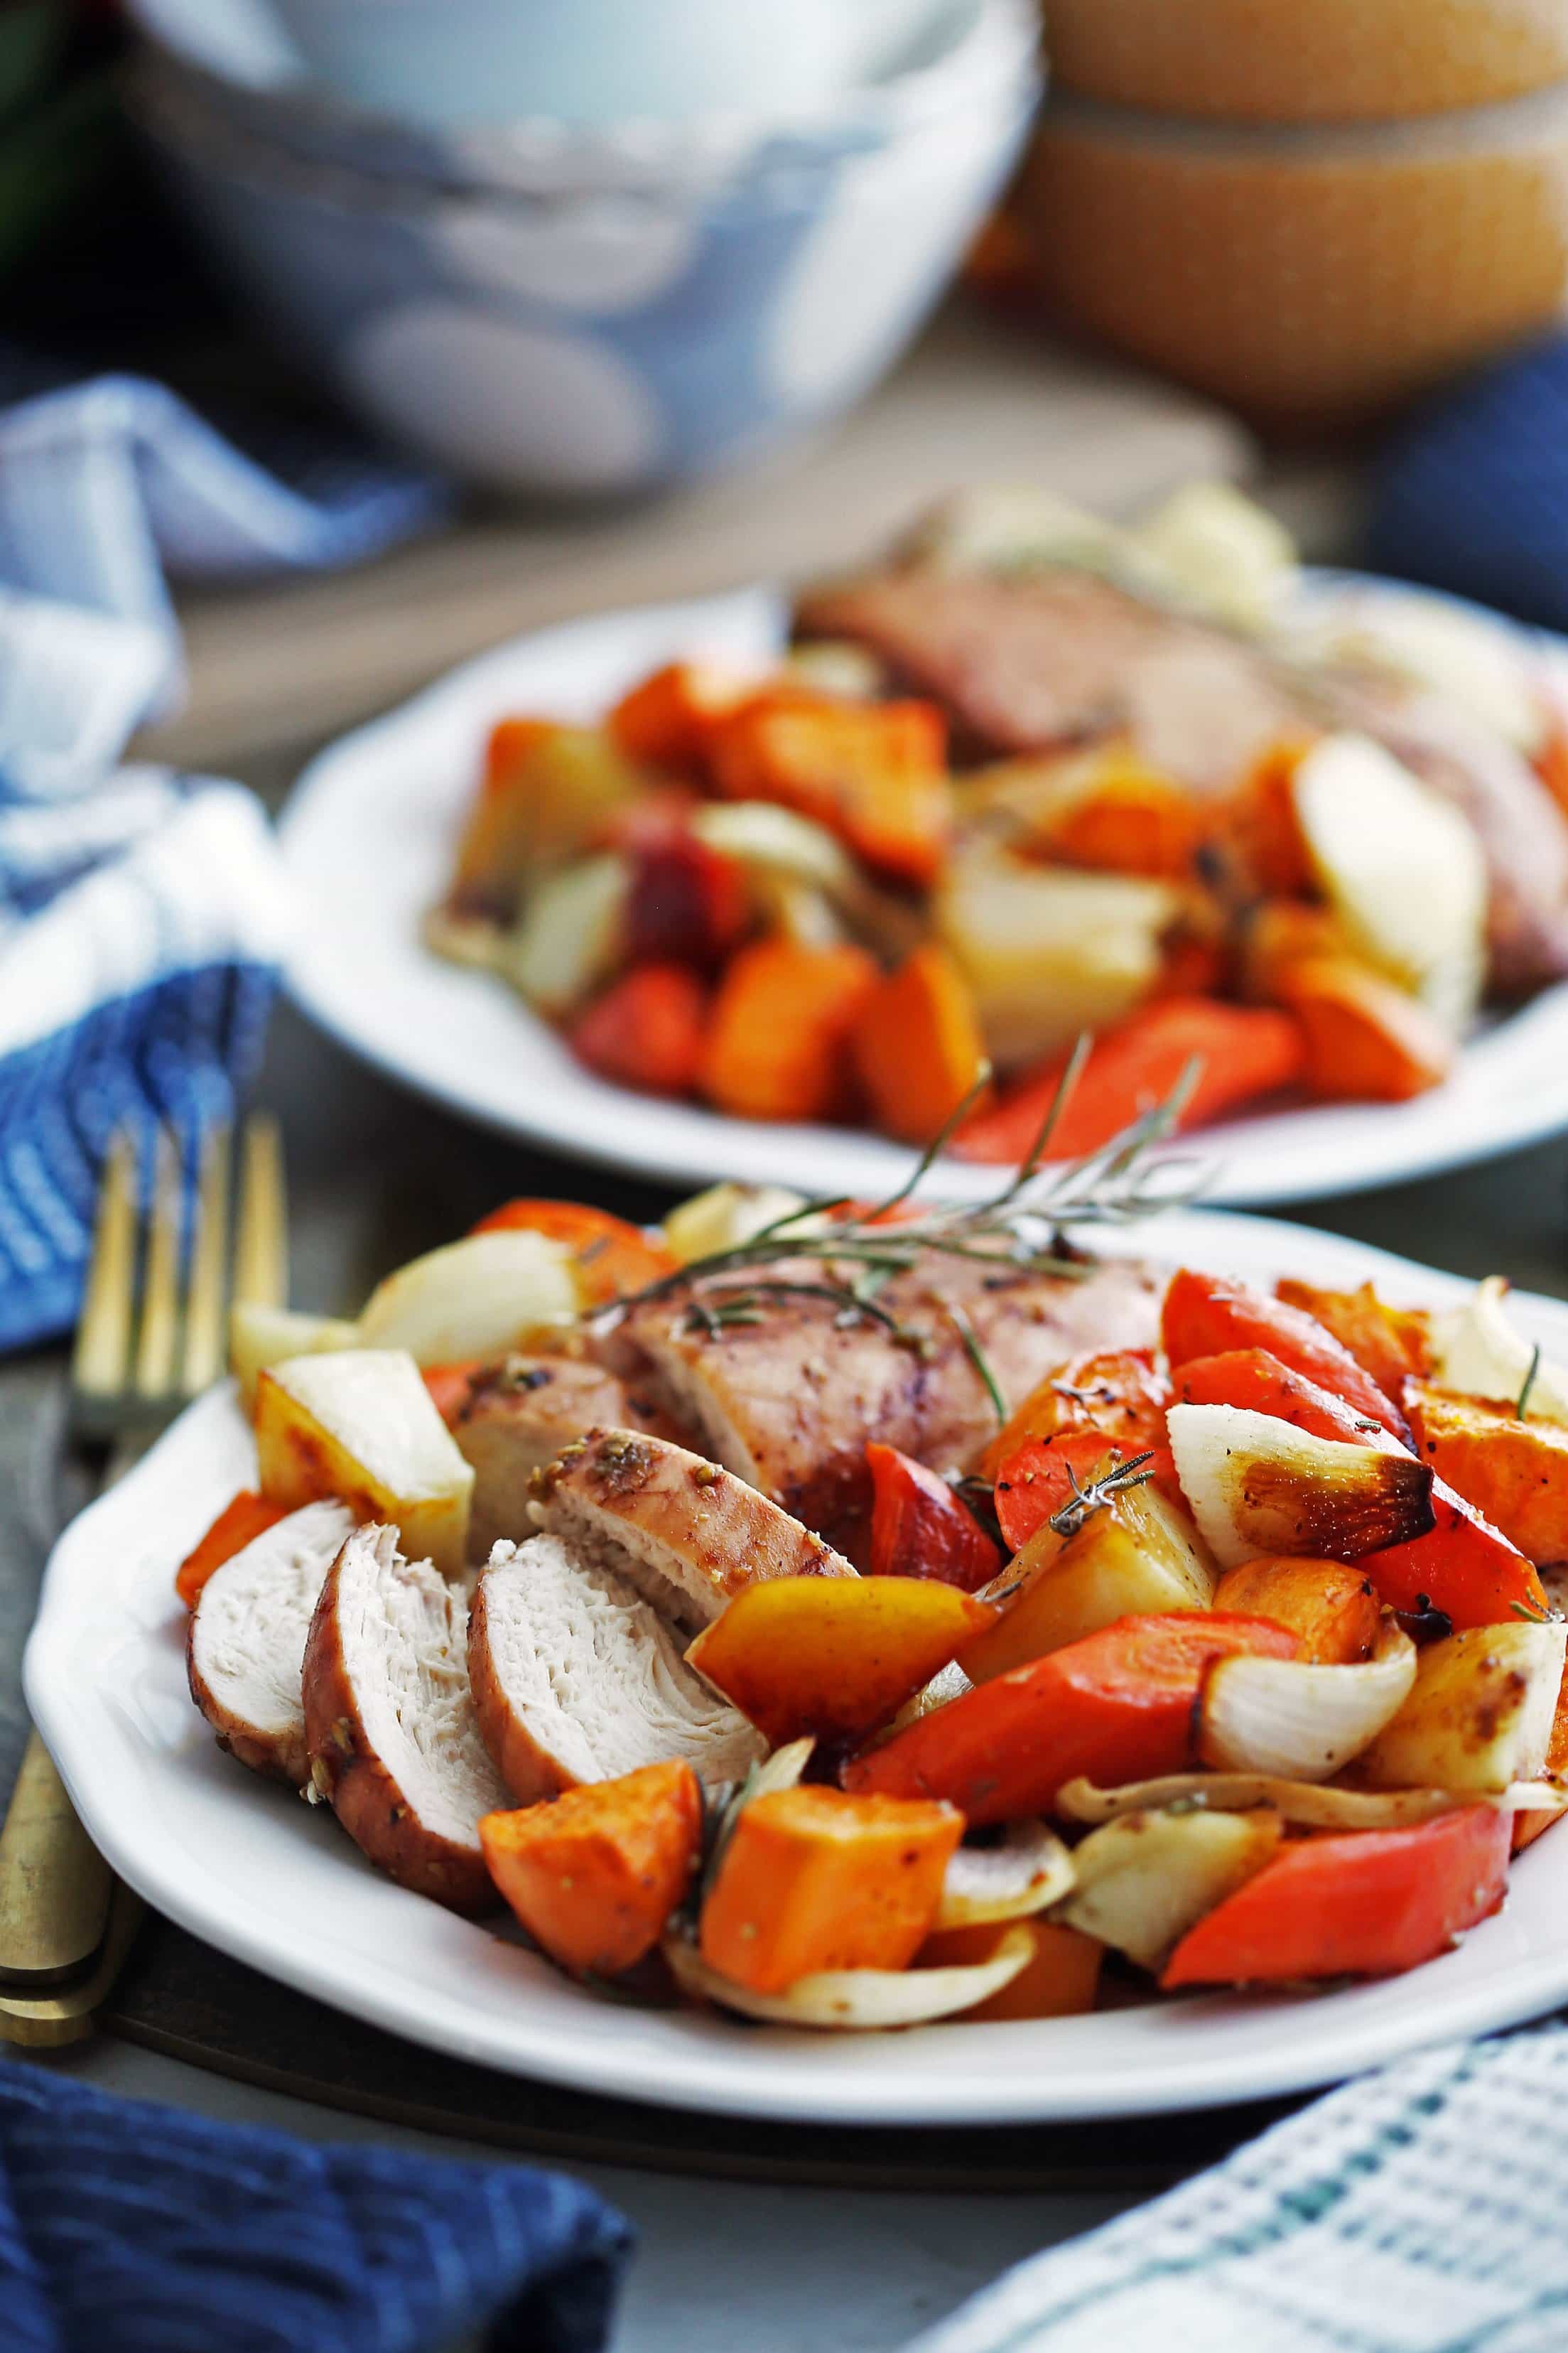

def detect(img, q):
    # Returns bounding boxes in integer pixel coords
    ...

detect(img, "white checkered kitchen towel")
[0,372,440,1350]
[909,2026,1568,2353]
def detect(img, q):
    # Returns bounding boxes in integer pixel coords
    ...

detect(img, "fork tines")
[68,1114,287,1438]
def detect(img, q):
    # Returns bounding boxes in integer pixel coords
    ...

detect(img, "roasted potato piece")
[450,721,644,922]
[357,1231,578,1364]
[1361,1621,1567,1793]
[229,1303,358,1409]
[506,852,628,1016]
[255,1349,474,1577]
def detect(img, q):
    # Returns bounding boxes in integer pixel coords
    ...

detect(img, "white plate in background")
[279,578,1568,1207]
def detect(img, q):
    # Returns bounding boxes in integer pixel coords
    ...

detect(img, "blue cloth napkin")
[1,2059,631,2353]
[906,2022,1568,2353]
[0,374,441,1355]
[1370,334,1568,636]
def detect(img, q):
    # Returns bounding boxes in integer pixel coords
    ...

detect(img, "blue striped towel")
[0,373,441,1354]
[1,2059,632,2353]
[907,2024,1568,2353]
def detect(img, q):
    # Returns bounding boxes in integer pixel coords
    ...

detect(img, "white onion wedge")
[1199,1625,1417,1783]
[1056,1772,1565,1829]
[1059,1807,1282,1971]
[935,1824,1075,1930]
[660,1182,815,1266]
[1429,1276,1568,1424]
[357,1231,578,1362]
[663,1923,1033,2029]
[1361,1620,1567,1794]
[1166,1402,1433,1569]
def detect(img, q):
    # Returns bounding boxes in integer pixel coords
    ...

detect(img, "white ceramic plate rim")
[278,572,1568,1210]
[26,1207,1568,2126]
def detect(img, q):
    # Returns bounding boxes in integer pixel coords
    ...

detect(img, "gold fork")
[0,1115,288,2047]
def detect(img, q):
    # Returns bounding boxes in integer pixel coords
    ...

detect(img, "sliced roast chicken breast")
[610,1251,1162,1550]
[454,1355,637,1560]
[187,1500,355,1785]
[302,1521,507,1912]
[469,1532,763,1803]
[529,1427,857,1632]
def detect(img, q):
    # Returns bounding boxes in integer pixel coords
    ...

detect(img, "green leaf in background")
[0,1,66,127]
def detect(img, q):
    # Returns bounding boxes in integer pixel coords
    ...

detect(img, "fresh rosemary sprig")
[1518,1344,1542,1420]
[1048,1450,1157,1541]
[948,1300,1006,1426]
[610,1040,1210,1342]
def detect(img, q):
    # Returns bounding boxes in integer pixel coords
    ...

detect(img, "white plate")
[279,576,1568,1209]
[26,1207,1568,2125]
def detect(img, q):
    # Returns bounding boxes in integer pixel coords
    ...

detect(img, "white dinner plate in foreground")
[26,1207,1568,2126]
[279,576,1568,1209]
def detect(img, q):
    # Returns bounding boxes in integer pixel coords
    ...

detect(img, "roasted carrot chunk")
[470,1199,676,1304]
[686,1573,995,1746]
[853,945,988,1145]
[917,1919,1103,2020]
[570,964,710,1099]
[1209,1556,1382,1664]
[1277,956,1456,1103]
[607,661,755,771]
[981,1348,1170,1483]
[698,1784,961,1993]
[175,1490,288,1608]
[699,938,877,1123]
[1161,1807,1510,1988]
[865,1444,1002,1591]
[952,998,1305,1165]
[1236,898,1351,1003]
[1162,1269,1410,1441]
[709,695,952,888]
[1405,1383,1568,1566]
[1272,1278,1432,1404]
[480,1760,702,1978]
[1220,738,1316,899]
[844,1614,1298,1824]
[990,1431,1177,1554]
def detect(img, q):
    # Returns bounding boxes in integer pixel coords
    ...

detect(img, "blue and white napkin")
[907,2023,1568,2353]
[0,373,440,1354]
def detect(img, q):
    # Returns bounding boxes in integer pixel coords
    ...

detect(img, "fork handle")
[0,1729,114,1984]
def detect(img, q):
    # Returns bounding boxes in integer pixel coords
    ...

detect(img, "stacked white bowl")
[126,0,1041,495]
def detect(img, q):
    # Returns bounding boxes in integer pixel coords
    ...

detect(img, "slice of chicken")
[454,1355,637,1561]
[610,1251,1162,1550]
[301,1522,507,1912]
[187,1500,355,1786]
[529,1428,856,1634]
[468,1532,763,1804]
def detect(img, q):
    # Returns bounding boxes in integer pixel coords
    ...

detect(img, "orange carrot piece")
[480,1760,702,1978]
[1040,763,1206,881]
[845,1613,1299,1824]
[698,1784,961,1993]
[686,1574,995,1746]
[1209,1556,1382,1664]
[607,661,755,771]
[918,1919,1103,2020]
[980,1348,1169,1482]
[1221,738,1316,898]
[1236,898,1353,1003]
[422,1361,486,1426]
[570,964,710,1099]
[710,694,952,887]
[852,944,987,1146]
[1277,956,1456,1103]
[1273,1278,1432,1404]
[1162,1269,1409,1439]
[951,998,1305,1166]
[990,1431,1179,1554]
[470,1198,676,1304]
[865,1444,1002,1590]
[699,937,877,1123]
[1162,1807,1510,1988]
[175,1490,288,1608]
[1535,714,1568,824]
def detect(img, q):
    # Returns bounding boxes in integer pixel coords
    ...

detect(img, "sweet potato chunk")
[480,1760,702,1977]
[1209,1556,1382,1665]
[1273,1279,1431,1404]
[1405,1383,1568,1566]
[175,1490,288,1609]
[853,944,988,1144]
[917,1919,1103,2020]
[608,662,755,771]
[699,938,877,1123]
[686,1575,995,1745]
[710,694,952,888]
[1277,956,1456,1103]
[698,1784,961,1993]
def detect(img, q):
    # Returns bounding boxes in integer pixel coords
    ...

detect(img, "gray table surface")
[7,895,1568,2353]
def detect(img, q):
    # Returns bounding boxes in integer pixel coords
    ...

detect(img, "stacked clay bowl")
[1017,0,1568,428]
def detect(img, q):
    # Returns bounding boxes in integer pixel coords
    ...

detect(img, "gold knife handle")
[0,1728,114,1986]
